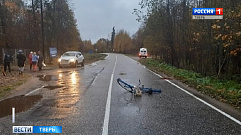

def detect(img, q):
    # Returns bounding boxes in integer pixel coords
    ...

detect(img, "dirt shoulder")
[0,65,55,99]
[0,53,107,100]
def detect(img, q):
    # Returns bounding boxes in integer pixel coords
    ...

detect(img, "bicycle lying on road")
[117,78,162,96]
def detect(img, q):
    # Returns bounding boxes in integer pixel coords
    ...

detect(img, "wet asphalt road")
[0,53,241,134]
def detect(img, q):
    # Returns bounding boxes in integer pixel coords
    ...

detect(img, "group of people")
[2,50,44,76]
[28,51,44,72]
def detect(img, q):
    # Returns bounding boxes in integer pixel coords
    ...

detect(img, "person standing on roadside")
[28,51,33,71]
[3,51,11,76]
[37,51,44,71]
[16,50,26,75]
[32,52,38,72]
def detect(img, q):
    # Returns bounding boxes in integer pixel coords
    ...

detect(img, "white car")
[58,51,84,68]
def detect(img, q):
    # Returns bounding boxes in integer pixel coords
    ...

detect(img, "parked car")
[139,48,148,58]
[58,51,84,68]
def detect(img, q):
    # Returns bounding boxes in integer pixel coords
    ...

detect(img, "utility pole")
[2,0,9,49]
[40,0,45,62]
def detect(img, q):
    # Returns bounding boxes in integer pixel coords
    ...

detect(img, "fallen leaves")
[0,71,30,98]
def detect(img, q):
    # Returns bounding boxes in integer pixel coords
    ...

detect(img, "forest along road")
[0,53,240,134]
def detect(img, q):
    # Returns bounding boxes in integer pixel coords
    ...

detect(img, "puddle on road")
[119,72,127,75]
[44,85,64,90]
[37,75,58,81]
[0,95,42,118]
[58,71,71,74]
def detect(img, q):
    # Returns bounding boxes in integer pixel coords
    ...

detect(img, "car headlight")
[58,58,61,62]
[69,59,75,62]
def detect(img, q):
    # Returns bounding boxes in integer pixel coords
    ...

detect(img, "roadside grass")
[139,58,241,109]
[83,53,107,64]
[0,73,30,99]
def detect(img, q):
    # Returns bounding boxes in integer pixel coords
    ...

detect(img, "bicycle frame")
[117,78,161,95]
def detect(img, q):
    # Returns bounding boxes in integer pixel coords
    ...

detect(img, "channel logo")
[13,126,62,133]
[192,8,223,19]
[193,8,223,15]
[13,126,33,133]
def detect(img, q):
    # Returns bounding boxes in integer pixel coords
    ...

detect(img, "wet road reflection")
[59,73,63,78]
[31,70,82,119]
[0,69,85,120]
[44,85,63,90]
[71,71,77,85]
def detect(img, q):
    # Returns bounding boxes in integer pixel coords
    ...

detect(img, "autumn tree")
[135,0,241,79]
[132,26,144,48]
[82,40,94,53]
[114,29,134,54]
[0,0,83,62]
[94,38,108,53]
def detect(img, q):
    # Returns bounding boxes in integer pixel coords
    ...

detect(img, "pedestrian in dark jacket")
[17,50,26,75]
[37,51,44,71]
[3,51,11,76]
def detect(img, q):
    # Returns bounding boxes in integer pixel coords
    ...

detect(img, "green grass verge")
[0,74,30,99]
[83,53,107,64]
[139,58,241,109]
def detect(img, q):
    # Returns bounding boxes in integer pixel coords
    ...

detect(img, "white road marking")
[146,68,241,126]
[102,54,117,135]
[90,62,97,66]
[105,54,110,59]
[25,85,47,96]
[125,55,137,63]
[126,55,241,126]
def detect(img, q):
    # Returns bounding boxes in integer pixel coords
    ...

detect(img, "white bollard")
[12,107,15,123]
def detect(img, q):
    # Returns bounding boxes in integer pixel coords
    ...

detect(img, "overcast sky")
[71,0,142,43]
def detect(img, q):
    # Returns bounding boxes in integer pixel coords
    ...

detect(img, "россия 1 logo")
[192,8,223,19]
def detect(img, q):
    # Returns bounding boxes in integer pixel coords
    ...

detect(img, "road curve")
[0,53,240,135]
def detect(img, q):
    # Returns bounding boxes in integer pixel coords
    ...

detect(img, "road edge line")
[25,85,47,96]
[102,54,117,135]
[125,56,241,126]
[147,68,241,126]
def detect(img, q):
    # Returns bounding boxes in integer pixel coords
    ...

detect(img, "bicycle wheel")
[117,78,134,93]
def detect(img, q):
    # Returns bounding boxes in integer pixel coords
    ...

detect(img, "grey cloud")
[72,0,141,43]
